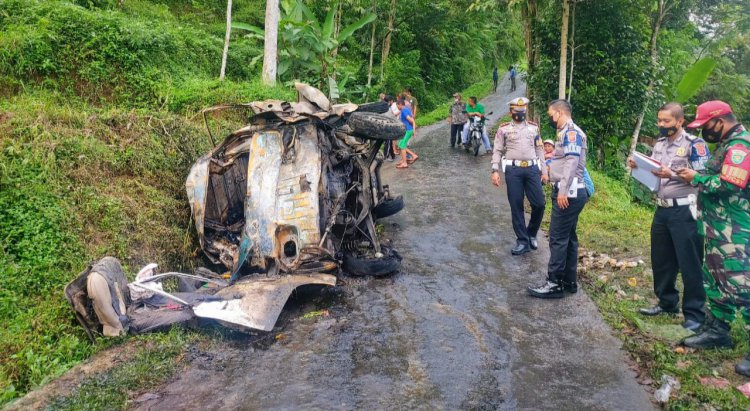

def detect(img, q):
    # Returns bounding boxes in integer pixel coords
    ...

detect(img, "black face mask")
[512,112,526,122]
[701,121,723,143]
[658,126,678,137]
[548,114,558,130]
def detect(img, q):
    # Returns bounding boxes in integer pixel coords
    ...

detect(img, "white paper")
[630,152,661,192]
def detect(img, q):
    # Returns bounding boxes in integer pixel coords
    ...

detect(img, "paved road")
[136,77,655,411]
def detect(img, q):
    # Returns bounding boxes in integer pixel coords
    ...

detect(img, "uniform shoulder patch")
[692,141,709,157]
[527,121,538,126]
[566,130,578,143]
[720,143,750,188]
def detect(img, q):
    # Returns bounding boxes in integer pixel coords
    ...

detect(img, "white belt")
[656,197,691,208]
[504,159,539,168]
[555,182,586,190]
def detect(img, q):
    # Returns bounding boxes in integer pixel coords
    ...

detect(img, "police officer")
[491,97,548,255]
[628,103,709,331]
[676,101,750,376]
[527,99,588,298]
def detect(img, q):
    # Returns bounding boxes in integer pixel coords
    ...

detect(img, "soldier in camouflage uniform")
[676,101,750,376]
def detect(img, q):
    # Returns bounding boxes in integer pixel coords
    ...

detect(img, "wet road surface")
[136,78,655,410]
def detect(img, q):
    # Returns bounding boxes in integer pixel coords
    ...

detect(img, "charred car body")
[186,83,405,279]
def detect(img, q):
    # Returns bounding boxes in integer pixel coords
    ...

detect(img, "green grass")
[415,80,494,127]
[576,169,750,409]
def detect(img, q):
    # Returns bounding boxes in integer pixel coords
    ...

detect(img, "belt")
[656,197,691,208]
[554,182,586,190]
[504,159,539,168]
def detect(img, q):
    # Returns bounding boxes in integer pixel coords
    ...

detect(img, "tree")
[558,0,569,99]
[219,0,233,81]
[628,0,674,154]
[262,0,280,86]
[380,0,396,82]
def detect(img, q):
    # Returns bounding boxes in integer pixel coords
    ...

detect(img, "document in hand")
[631,152,661,192]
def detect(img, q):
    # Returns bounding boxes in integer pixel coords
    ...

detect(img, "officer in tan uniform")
[491,97,548,255]
[528,99,588,298]
[628,102,710,331]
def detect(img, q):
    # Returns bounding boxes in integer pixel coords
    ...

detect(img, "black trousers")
[505,166,546,245]
[450,123,464,147]
[650,205,706,323]
[383,138,395,159]
[548,187,588,284]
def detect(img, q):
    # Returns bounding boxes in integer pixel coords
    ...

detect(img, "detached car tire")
[355,101,390,114]
[343,246,402,277]
[346,112,405,141]
[372,195,404,219]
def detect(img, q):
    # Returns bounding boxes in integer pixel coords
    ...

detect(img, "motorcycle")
[464,111,493,156]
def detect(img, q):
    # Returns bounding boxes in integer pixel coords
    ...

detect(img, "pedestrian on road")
[493,67,499,93]
[395,98,418,169]
[627,103,709,331]
[461,96,492,154]
[448,93,468,148]
[491,97,548,255]
[383,95,398,161]
[509,66,517,92]
[528,99,588,298]
[676,101,750,376]
[404,88,418,118]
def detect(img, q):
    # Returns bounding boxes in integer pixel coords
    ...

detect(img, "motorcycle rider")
[462,96,492,154]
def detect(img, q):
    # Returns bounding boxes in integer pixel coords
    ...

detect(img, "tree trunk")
[629,0,668,154]
[219,0,232,81]
[262,0,280,86]
[558,0,569,100]
[380,0,396,82]
[367,0,377,88]
[521,0,538,120]
[567,0,577,101]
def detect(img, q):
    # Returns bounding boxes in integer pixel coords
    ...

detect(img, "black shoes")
[527,280,564,299]
[529,237,538,250]
[682,317,733,349]
[639,305,680,316]
[511,243,531,255]
[561,280,577,294]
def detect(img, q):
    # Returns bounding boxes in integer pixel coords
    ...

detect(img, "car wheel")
[355,101,390,114]
[346,112,405,141]
[342,246,402,277]
[372,195,404,219]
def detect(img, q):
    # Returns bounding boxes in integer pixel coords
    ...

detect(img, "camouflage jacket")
[693,125,750,248]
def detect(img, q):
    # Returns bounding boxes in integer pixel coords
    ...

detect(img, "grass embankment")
[574,170,750,409]
[0,0,295,405]
[416,80,494,127]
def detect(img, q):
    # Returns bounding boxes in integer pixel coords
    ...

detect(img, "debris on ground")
[654,374,681,404]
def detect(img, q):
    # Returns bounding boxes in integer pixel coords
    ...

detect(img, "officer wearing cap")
[627,103,709,331]
[527,99,587,298]
[491,97,548,255]
[676,101,750,376]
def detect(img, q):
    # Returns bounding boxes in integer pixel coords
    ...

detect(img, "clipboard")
[630,152,661,192]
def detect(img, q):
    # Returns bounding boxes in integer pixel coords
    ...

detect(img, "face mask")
[548,113,558,130]
[512,112,526,122]
[454,98,459,103]
[658,126,678,137]
[701,121,723,143]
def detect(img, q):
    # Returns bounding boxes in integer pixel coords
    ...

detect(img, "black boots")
[736,354,750,377]
[511,243,531,255]
[682,317,733,349]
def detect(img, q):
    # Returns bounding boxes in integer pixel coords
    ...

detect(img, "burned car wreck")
[65,84,406,338]
[186,83,405,279]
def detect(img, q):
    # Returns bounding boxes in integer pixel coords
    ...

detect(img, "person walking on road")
[628,103,709,331]
[492,67,499,93]
[509,65,517,92]
[382,95,398,161]
[491,97,548,256]
[395,98,418,169]
[675,101,750,376]
[528,99,588,298]
[448,93,468,148]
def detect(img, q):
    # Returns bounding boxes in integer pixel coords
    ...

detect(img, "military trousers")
[450,123,464,147]
[704,237,750,324]
[548,187,588,284]
[505,165,545,245]
[650,206,706,323]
